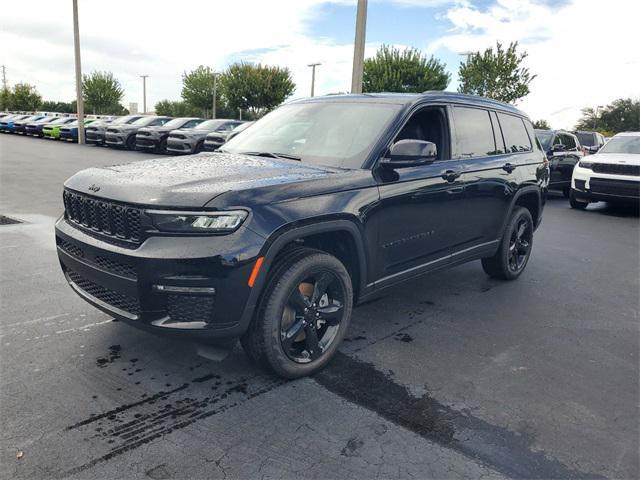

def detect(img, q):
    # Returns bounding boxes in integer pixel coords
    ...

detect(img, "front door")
[371,106,465,288]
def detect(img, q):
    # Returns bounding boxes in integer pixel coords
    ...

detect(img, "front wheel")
[125,135,136,150]
[241,248,353,378]
[482,206,534,281]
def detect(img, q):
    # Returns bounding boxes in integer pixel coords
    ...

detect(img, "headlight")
[578,160,594,169]
[147,210,248,233]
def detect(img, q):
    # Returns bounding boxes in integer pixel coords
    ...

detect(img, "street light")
[351,0,367,94]
[72,0,85,144]
[140,75,149,114]
[211,70,217,119]
[308,63,321,97]
[458,51,475,63]
[594,105,604,129]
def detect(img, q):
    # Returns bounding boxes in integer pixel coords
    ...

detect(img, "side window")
[522,118,541,152]
[562,134,576,150]
[394,107,449,161]
[182,119,201,129]
[452,107,497,157]
[497,113,532,153]
[489,111,506,154]
[150,118,169,127]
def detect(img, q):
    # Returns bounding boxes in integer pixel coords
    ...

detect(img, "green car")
[43,117,76,139]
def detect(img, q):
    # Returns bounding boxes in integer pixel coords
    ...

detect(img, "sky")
[1,0,638,129]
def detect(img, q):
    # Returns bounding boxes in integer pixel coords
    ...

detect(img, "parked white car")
[570,132,640,209]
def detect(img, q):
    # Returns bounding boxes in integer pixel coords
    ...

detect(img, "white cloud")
[429,0,640,129]
[0,0,363,111]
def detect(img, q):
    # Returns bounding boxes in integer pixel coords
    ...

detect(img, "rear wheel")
[241,248,353,378]
[569,190,588,210]
[482,206,534,281]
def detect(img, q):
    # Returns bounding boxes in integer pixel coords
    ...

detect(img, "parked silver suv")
[167,119,244,154]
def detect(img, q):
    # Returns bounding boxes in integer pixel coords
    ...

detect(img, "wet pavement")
[1,133,638,479]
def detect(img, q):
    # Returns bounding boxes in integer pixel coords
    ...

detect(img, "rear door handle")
[441,169,461,182]
[502,163,516,173]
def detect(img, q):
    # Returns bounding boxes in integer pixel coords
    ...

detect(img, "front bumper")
[203,139,224,152]
[572,167,640,202]
[86,131,105,144]
[136,135,159,150]
[167,138,196,154]
[55,217,265,341]
[105,133,126,146]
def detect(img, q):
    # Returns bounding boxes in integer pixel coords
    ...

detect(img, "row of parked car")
[0,112,252,154]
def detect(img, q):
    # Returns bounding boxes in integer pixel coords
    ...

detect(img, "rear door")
[452,107,517,257]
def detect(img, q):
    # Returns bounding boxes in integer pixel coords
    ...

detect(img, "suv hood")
[591,153,640,165]
[64,152,339,208]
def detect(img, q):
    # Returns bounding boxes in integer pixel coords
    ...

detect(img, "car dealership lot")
[1,134,638,479]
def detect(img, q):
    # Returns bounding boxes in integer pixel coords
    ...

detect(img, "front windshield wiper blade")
[242,151,302,161]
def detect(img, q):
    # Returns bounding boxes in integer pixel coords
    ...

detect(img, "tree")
[9,83,42,110]
[181,66,219,118]
[41,100,76,113]
[0,87,11,110]
[220,62,295,118]
[363,45,450,93]
[82,71,125,115]
[155,99,202,117]
[532,119,550,129]
[575,98,640,134]
[458,42,535,104]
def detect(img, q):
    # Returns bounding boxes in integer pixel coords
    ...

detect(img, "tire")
[569,190,588,210]
[125,135,136,150]
[240,248,353,378]
[156,138,167,154]
[482,206,534,281]
[562,186,571,198]
[194,140,204,154]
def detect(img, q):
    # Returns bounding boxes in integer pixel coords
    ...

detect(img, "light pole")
[212,70,217,119]
[458,51,475,63]
[140,75,149,114]
[308,63,321,97]
[351,0,367,94]
[594,105,604,129]
[72,0,85,144]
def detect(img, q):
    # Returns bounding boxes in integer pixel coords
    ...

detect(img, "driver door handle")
[441,169,461,182]
[502,162,516,173]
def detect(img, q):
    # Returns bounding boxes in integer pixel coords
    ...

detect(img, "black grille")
[63,190,143,245]
[106,128,119,133]
[169,133,186,140]
[590,178,640,197]
[136,138,155,146]
[57,237,84,258]
[94,256,137,279]
[67,269,140,316]
[592,163,640,176]
[167,294,214,324]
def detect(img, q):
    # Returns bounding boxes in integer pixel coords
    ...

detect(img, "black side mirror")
[380,139,437,168]
[552,143,565,152]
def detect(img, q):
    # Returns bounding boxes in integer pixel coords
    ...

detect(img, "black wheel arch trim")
[502,186,542,237]
[235,218,369,336]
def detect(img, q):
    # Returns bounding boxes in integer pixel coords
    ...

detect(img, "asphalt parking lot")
[1,133,638,480]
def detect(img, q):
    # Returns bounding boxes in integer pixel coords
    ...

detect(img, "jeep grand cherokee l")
[136,117,204,154]
[56,93,548,378]
[570,131,639,209]
[105,116,171,150]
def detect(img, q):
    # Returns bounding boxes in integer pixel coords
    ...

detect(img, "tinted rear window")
[497,113,532,153]
[576,132,595,146]
[453,107,497,157]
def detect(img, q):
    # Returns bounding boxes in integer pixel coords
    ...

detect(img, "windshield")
[598,136,640,154]
[161,118,192,129]
[49,117,74,125]
[113,115,142,125]
[535,130,554,150]
[132,116,163,126]
[196,120,227,130]
[576,132,595,146]
[223,102,402,168]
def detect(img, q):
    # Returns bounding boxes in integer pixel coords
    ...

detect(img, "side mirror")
[380,140,437,168]
[552,143,565,152]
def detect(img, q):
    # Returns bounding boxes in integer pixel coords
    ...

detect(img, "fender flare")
[500,186,542,237]
[237,219,369,330]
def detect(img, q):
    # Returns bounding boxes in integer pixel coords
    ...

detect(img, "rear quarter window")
[497,113,532,153]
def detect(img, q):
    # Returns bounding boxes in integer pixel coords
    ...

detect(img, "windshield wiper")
[242,151,302,161]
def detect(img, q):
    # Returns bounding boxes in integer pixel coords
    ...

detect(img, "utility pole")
[308,63,321,97]
[1,65,7,90]
[458,51,475,63]
[212,71,217,119]
[72,0,85,144]
[350,0,367,94]
[140,75,149,114]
